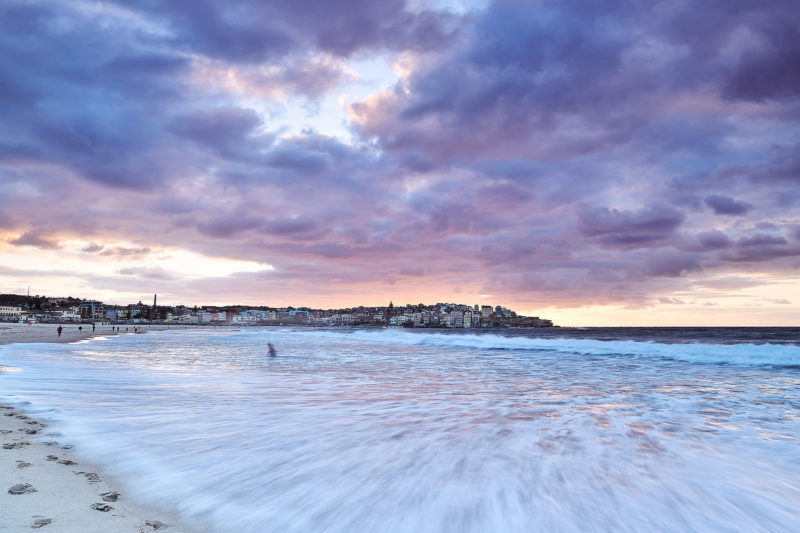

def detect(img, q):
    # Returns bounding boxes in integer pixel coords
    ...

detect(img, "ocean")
[2,327,799,532]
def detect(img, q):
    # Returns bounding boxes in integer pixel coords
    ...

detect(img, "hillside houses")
[0,293,555,328]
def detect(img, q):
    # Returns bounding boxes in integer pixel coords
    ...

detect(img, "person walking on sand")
[78,326,82,333]
[268,343,277,357]
[92,324,96,332]
[57,325,63,338]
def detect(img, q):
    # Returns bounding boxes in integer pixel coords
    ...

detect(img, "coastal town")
[0,293,555,329]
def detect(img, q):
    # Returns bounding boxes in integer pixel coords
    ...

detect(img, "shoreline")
[0,322,184,346]
[0,324,202,532]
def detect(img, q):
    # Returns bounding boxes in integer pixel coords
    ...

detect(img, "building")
[78,300,104,320]
[0,305,22,318]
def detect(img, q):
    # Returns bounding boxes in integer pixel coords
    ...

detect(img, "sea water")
[1,327,799,532]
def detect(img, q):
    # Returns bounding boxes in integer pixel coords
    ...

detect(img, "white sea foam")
[290,328,800,367]
[1,329,799,532]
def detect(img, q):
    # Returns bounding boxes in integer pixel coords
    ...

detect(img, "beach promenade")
[1,323,200,532]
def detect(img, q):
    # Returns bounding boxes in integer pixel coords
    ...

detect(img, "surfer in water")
[268,343,277,357]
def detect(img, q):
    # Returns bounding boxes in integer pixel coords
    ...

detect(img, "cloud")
[118,267,178,280]
[578,204,685,248]
[0,0,798,315]
[112,0,459,62]
[695,230,733,250]
[723,25,800,102]
[81,243,105,253]
[168,107,272,162]
[720,232,799,262]
[8,231,60,249]
[644,253,702,277]
[704,195,753,215]
[100,246,151,258]
[737,233,788,247]
[195,215,265,238]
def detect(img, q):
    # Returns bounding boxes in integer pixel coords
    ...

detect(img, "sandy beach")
[1,323,202,532]
[0,322,178,345]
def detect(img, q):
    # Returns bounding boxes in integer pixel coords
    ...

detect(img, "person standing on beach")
[57,325,63,338]
[78,326,82,333]
[92,324,96,332]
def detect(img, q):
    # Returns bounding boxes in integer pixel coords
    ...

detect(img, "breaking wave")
[294,328,800,367]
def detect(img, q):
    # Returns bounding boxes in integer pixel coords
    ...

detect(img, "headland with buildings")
[0,293,555,329]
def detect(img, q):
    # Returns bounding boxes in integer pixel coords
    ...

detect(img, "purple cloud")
[8,231,60,249]
[695,231,733,251]
[704,195,753,216]
[100,246,151,258]
[0,0,798,314]
[578,204,685,248]
[644,253,702,278]
[81,243,105,253]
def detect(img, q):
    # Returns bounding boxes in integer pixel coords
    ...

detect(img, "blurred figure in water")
[268,343,277,357]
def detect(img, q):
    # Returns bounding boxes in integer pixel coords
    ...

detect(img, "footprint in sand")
[75,472,102,483]
[31,517,53,529]
[101,491,119,502]
[3,441,30,449]
[16,461,32,469]
[8,483,37,495]
[90,503,113,512]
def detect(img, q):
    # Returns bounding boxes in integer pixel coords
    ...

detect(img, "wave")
[292,328,800,368]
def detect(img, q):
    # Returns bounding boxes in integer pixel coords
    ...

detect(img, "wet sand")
[1,324,203,532]
[0,322,174,345]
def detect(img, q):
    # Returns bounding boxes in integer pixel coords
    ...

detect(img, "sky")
[1,0,798,326]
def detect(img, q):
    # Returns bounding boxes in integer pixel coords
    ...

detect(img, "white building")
[0,306,22,317]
